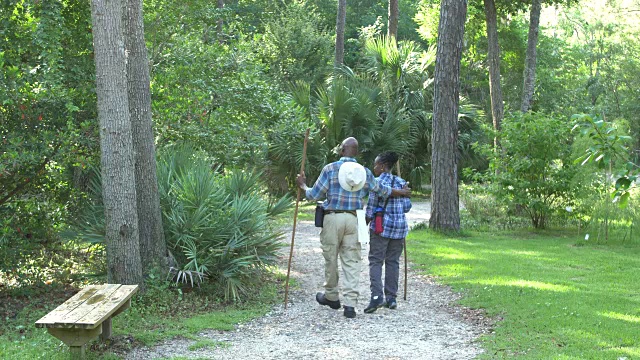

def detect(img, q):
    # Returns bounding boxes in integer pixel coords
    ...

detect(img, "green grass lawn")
[408,229,640,359]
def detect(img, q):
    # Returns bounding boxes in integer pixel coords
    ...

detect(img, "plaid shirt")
[305,157,392,210]
[365,172,411,239]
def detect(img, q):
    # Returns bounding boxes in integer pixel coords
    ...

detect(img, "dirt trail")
[127,200,488,359]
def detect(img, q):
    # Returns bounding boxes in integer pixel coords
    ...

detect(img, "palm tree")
[361,36,434,182]
[268,36,483,192]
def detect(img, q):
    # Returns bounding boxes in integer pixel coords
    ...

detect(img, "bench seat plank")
[35,284,138,329]
[35,285,104,328]
[35,283,138,360]
[75,285,138,329]
[37,284,121,329]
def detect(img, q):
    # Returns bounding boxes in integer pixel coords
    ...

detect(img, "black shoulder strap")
[382,176,396,209]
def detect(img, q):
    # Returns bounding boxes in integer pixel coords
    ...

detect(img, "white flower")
[565,206,573,212]
[584,234,589,240]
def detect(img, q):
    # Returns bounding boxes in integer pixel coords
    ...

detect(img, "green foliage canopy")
[1,0,97,241]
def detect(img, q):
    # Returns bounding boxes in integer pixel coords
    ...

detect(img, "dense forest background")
[1,0,639,295]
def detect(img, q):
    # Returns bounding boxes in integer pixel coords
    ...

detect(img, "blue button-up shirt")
[305,157,392,210]
[366,172,412,239]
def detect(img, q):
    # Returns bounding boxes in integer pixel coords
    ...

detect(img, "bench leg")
[100,317,112,341]
[70,345,85,360]
[47,327,101,360]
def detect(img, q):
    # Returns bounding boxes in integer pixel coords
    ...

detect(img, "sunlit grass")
[408,229,640,359]
[473,278,575,292]
[430,247,477,260]
[599,311,640,324]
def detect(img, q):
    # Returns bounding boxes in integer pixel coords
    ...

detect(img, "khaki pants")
[320,212,361,307]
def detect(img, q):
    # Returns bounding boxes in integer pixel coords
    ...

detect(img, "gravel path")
[126,201,488,359]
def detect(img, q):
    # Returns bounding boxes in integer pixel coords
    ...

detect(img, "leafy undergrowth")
[0,240,283,359]
[408,229,640,359]
[1,240,105,322]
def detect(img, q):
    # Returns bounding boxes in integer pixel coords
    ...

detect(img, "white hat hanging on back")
[338,162,366,192]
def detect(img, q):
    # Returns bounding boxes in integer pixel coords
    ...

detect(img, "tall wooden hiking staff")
[284,128,310,309]
[397,161,408,300]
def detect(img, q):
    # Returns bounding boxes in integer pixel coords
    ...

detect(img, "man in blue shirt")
[296,137,410,318]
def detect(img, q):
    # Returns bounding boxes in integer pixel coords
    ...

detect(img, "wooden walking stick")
[284,128,310,309]
[397,161,408,301]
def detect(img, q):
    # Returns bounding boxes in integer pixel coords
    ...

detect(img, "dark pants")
[368,232,404,300]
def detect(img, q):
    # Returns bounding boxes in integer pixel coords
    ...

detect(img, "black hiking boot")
[316,292,341,309]
[364,295,384,314]
[343,306,356,318]
[385,297,398,309]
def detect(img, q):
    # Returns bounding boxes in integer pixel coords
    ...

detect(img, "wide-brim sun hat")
[338,162,366,192]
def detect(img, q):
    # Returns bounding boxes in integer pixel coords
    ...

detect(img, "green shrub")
[571,113,637,207]
[580,187,640,244]
[459,182,533,230]
[460,183,504,221]
[0,0,99,244]
[482,112,582,229]
[460,183,505,227]
[568,114,639,243]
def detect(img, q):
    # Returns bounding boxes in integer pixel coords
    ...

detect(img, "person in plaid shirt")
[364,151,412,313]
[296,138,410,318]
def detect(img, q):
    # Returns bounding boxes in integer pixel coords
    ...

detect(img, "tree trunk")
[430,0,467,231]
[336,0,346,65]
[483,0,503,150]
[217,0,224,44]
[90,0,143,285]
[388,0,398,39]
[521,0,541,112]
[126,0,167,275]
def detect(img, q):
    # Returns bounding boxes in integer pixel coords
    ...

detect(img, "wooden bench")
[35,284,138,359]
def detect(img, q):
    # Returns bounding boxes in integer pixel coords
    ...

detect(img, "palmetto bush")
[157,146,291,300]
[71,146,291,301]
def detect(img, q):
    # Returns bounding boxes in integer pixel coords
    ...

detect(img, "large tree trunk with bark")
[126,0,167,275]
[217,0,224,44]
[430,0,467,231]
[388,0,398,39]
[91,0,143,285]
[483,0,503,150]
[336,0,346,65]
[521,0,541,112]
